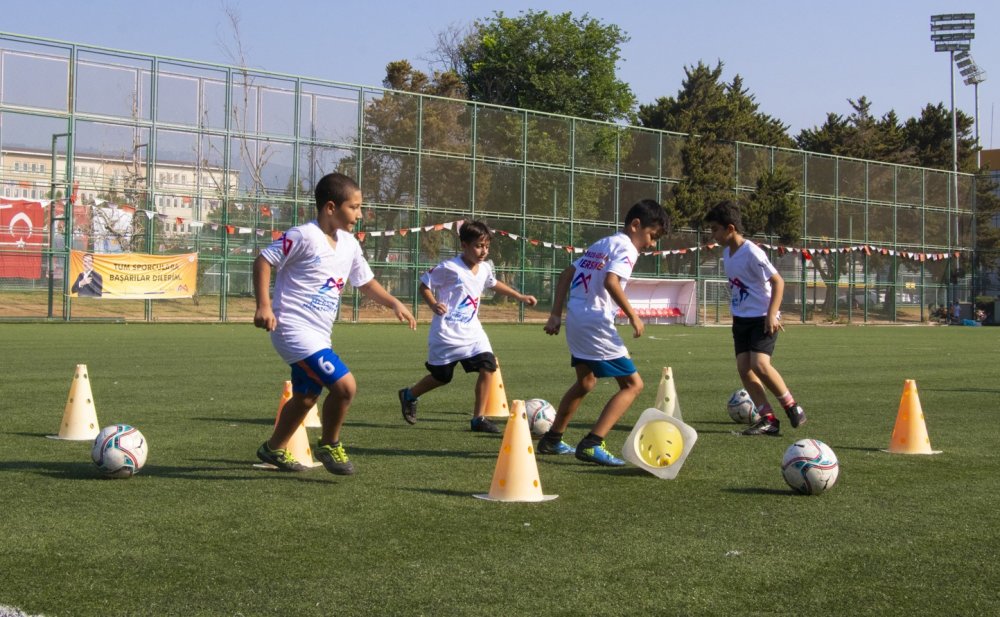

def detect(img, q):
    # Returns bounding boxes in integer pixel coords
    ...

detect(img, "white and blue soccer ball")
[781,439,839,495]
[525,399,556,437]
[92,424,148,478]
[727,389,759,424]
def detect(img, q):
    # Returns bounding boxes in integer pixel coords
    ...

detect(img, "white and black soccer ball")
[92,424,148,478]
[781,439,839,495]
[524,398,556,437]
[727,389,759,424]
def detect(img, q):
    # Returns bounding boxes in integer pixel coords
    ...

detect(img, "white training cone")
[623,408,698,479]
[254,385,321,469]
[48,364,100,441]
[304,404,321,428]
[654,366,683,421]
[475,400,557,502]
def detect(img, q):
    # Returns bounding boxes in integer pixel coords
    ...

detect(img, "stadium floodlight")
[930,12,975,304]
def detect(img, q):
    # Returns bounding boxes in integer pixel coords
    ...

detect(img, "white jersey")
[421,255,496,365]
[565,232,638,360]
[259,221,374,363]
[722,239,778,318]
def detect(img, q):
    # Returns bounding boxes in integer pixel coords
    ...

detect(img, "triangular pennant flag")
[357,232,367,242]
[225,225,235,234]
[271,230,282,240]
[399,228,408,236]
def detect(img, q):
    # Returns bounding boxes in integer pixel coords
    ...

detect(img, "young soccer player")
[538,199,669,466]
[253,172,417,474]
[704,199,806,436]
[398,220,537,433]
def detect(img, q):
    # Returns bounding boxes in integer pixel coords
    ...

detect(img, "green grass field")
[2,323,998,616]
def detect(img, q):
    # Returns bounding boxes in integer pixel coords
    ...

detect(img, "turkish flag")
[0,198,46,278]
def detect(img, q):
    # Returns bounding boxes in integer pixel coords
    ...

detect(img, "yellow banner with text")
[69,250,198,299]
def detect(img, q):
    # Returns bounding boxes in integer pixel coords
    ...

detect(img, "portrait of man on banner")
[70,252,104,297]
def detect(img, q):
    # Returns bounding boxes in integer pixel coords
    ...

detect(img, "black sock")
[578,432,604,448]
[542,431,563,443]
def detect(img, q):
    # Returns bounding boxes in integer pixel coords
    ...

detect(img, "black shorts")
[426,352,497,384]
[732,316,777,356]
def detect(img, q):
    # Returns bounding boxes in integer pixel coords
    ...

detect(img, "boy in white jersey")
[398,220,537,433]
[704,200,806,436]
[253,172,416,474]
[539,199,669,466]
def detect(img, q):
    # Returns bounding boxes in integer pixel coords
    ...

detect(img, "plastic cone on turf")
[255,381,321,469]
[475,400,556,502]
[47,364,100,441]
[304,404,321,428]
[623,408,698,480]
[884,379,941,455]
[484,359,510,418]
[653,366,683,420]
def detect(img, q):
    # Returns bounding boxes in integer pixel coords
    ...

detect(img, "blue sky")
[3,0,999,147]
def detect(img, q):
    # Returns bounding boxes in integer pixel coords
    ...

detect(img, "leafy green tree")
[742,167,801,244]
[458,10,635,122]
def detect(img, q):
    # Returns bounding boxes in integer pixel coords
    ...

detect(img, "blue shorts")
[291,349,350,396]
[571,356,637,378]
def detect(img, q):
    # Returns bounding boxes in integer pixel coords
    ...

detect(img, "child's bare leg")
[268,392,318,450]
[320,372,356,445]
[550,365,597,434]
[471,369,491,419]
[591,372,643,437]
[737,351,770,407]
[748,352,789,397]
[408,373,446,398]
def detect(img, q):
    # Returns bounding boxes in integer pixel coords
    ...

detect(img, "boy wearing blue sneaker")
[253,172,416,474]
[704,200,806,436]
[398,220,537,433]
[539,199,669,466]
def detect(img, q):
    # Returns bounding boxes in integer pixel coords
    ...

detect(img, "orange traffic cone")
[47,364,100,441]
[474,400,557,502]
[484,359,510,418]
[653,367,683,421]
[884,379,941,455]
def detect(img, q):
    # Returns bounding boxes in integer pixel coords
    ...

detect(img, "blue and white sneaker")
[537,439,575,455]
[575,440,625,466]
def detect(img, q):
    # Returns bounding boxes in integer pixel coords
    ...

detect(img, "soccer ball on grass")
[92,424,148,478]
[726,389,759,424]
[781,439,839,495]
[524,399,556,437]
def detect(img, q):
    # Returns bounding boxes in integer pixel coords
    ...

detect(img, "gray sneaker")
[470,416,502,433]
[315,441,356,475]
[399,388,418,425]
[256,442,307,472]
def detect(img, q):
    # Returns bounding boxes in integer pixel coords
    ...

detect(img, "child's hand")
[630,315,645,338]
[432,302,447,316]
[522,294,538,307]
[544,314,561,335]
[395,302,418,330]
[254,307,277,332]
[765,314,784,334]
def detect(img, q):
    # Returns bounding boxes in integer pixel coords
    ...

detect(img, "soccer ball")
[92,424,148,478]
[781,439,839,495]
[524,398,556,437]
[727,389,759,424]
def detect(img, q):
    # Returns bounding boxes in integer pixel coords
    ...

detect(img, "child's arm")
[544,265,575,335]
[358,279,418,329]
[492,280,538,307]
[419,282,447,316]
[252,255,277,332]
[604,272,643,338]
[765,271,785,334]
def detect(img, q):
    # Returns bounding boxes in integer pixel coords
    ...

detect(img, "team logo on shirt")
[320,277,346,292]
[303,277,345,312]
[729,276,750,308]
[445,294,479,324]
[571,272,592,293]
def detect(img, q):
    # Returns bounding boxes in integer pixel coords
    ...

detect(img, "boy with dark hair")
[253,172,417,474]
[399,220,537,433]
[539,199,669,466]
[704,199,806,436]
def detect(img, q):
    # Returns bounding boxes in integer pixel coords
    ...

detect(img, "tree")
[458,10,635,122]
[742,167,801,244]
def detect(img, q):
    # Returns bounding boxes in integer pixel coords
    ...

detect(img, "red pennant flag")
[225,225,235,234]
[175,217,185,225]
[399,228,409,237]
[778,246,787,257]
[260,205,271,217]
[564,246,575,253]
[70,181,80,205]
[953,251,960,259]
[530,239,539,246]
[182,196,192,204]
[271,230,282,240]
[862,245,872,256]
[356,232,367,242]
[433,223,444,231]
[120,205,136,214]
[801,249,812,260]
[919,253,926,262]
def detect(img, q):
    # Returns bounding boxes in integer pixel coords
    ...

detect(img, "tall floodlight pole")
[931,13,975,304]
[956,51,987,168]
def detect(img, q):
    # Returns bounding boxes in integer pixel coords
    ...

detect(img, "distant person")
[952,300,961,324]
[538,199,669,466]
[71,252,103,297]
[704,200,806,436]
[253,172,416,475]
[398,220,537,433]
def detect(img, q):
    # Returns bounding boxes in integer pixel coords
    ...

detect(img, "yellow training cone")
[304,404,321,428]
[254,384,321,469]
[484,359,510,418]
[475,400,556,502]
[47,364,100,441]
[884,379,941,455]
[623,408,699,479]
[654,366,683,420]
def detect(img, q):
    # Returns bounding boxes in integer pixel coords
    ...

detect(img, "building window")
[13,162,20,171]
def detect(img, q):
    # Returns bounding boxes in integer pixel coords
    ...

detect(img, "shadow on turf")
[722,487,795,496]
[1,459,336,483]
